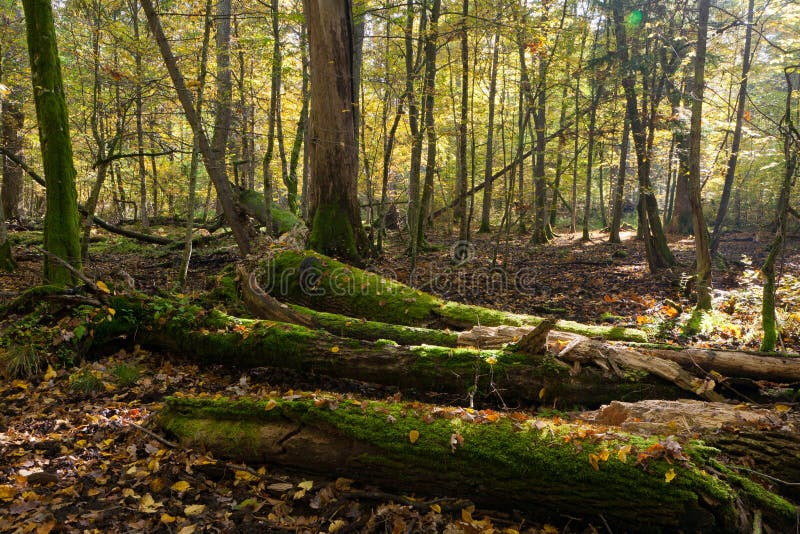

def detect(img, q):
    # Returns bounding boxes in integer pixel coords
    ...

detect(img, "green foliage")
[69,367,104,395]
[111,362,140,386]
[0,344,43,378]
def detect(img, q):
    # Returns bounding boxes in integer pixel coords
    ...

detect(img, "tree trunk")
[131,0,149,229]
[22,0,82,285]
[761,70,799,351]
[1,96,24,221]
[479,26,500,233]
[304,0,367,260]
[258,249,646,341]
[140,0,254,256]
[609,118,629,243]
[455,0,469,241]
[688,0,712,310]
[710,0,755,254]
[263,0,281,236]
[416,0,440,246]
[531,51,551,244]
[157,395,795,532]
[286,21,308,215]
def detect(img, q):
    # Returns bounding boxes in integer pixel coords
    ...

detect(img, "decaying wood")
[516,318,555,354]
[236,264,318,328]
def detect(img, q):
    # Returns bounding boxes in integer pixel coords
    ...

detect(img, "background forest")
[2,0,800,532]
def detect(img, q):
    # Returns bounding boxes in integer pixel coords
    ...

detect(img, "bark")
[609,118,629,243]
[1,96,24,220]
[404,0,423,260]
[415,0,440,245]
[304,0,368,260]
[232,183,303,234]
[582,51,602,242]
[140,0,254,256]
[22,0,82,285]
[157,395,795,532]
[286,21,307,216]
[688,0,712,310]
[0,196,14,271]
[263,0,281,234]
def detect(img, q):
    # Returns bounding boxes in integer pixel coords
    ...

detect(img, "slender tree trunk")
[610,118,629,243]
[1,97,24,221]
[710,0,755,254]
[404,0,424,261]
[479,27,501,233]
[582,35,602,242]
[549,72,570,229]
[178,0,213,288]
[22,0,82,284]
[761,69,798,351]
[416,0,441,247]
[141,0,254,255]
[571,30,588,234]
[612,0,674,270]
[304,0,368,260]
[263,0,282,234]
[531,52,551,244]
[131,0,149,229]
[288,20,308,215]
[456,0,469,241]
[689,0,712,310]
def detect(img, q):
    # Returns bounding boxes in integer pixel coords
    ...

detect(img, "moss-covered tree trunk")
[304,0,368,260]
[156,396,795,532]
[256,249,647,341]
[22,0,82,285]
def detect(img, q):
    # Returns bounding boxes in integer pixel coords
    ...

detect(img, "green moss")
[238,187,303,234]
[264,250,648,342]
[307,203,359,260]
[159,396,757,530]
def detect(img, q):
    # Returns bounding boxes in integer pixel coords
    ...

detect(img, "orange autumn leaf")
[588,453,600,471]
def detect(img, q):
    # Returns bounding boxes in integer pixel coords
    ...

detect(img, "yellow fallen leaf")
[461,507,473,522]
[328,519,347,533]
[588,453,600,471]
[138,493,163,513]
[298,480,314,491]
[775,404,791,413]
[177,525,197,534]
[665,468,676,483]
[0,485,15,500]
[331,345,340,353]
[160,513,177,524]
[44,365,57,381]
[617,445,631,463]
[184,503,206,516]
[538,387,546,399]
[598,448,610,462]
[107,307,116,316]
[409,429,420,444]
[485,355,497,365]
[264,399,277,411]
[96,280,111,294]
[170,480,190,492]
[542,525,559,534]
[430,503,441,513]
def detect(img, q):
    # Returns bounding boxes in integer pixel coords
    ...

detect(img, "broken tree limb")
[256,250,647,342]
[79,294,689,407]
[155,395,796,532]
[231,183,304,234]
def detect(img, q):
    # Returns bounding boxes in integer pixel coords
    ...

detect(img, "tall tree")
[141,0,254,255]
[611,0,675,271]
[455,0,469,242]
[609,117,630,243]
[710,0,756,253]
[479,21,500,233]
[688,0,712,310]
[22,0,82,284]
[304,0,367,260]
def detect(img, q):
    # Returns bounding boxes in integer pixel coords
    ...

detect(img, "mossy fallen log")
[85,295,682,407]
[156,395,796,532]
[255,250,647,342]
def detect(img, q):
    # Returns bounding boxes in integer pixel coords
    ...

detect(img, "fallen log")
[583,399,800,502]
[232,183,304,234]
[254,250,647,342]
[79,295,687,407]
[155,394,796,532]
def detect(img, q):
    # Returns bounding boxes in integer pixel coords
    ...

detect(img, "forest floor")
[1,225,799,533]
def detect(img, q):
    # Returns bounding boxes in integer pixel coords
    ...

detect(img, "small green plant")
[111,363,140,386]
[69,368,104,395]
[0,344,43,379]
